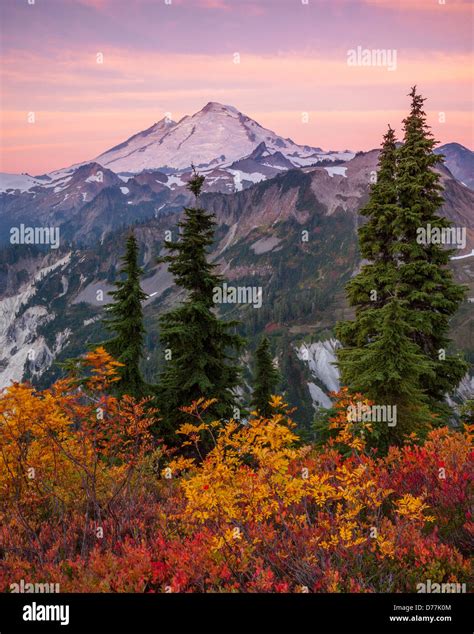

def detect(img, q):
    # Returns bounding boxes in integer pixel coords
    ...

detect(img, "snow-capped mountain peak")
[93,102,324,174]
[95,117,177,173]
[199,101,241,115]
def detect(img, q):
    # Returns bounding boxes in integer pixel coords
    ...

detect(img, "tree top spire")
[187,164,205,198]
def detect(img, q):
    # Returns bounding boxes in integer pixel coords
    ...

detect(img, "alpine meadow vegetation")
[0,359,471,592]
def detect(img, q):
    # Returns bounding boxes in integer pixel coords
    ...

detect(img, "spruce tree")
[336,124,400,349]
[251,337,280,417]
[157,170,244,436]
[102,231,148,397]
[337,88,467,440]
[337,296,435,450]
[395,86,467,405]
[280,333,314,427]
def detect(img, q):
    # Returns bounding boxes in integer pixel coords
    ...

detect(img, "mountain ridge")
[92,101,327,173]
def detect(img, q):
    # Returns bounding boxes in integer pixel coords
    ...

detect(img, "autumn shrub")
[377,426,473,553]
[0,367,472,593]
[0,348,156,565]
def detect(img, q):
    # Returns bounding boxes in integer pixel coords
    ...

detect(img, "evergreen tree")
[337,296,435,450]
[337,88,467,441]
[280,332,314,428]
[395,86,467,404]
[157,170,244,437]
[460,398,474,426]
[102,232,148,397]
[251,337,280,417]
[336,124,400,349]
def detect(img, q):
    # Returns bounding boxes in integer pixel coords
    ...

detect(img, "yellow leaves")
[318,521,367,551]
[343,502,365,519]
[176,407,302,526]
[395,493,433,522]
[269,395,286,409]
[69,347,124,391]
[327,389,382,454]
[320,534,340,550]
[337,521,366,547]
[166,456,195,477]
[463,423,474,446]
[339,524,354,543]
[306,474,337,506]
[175,399,401,560]
[177,422,209,436]
[180,398,218,417]
[377,538,396,559]
[84,346,124,374]
[272,474,303,505]
[211,526,244,552]
[348,436,365,452]
[0,350,156,519]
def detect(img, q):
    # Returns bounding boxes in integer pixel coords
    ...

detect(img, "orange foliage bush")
[0,359,471,593]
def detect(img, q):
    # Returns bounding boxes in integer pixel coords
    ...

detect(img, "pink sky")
[0,0,472,174]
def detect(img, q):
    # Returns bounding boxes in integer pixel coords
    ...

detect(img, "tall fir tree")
[337,87,467,441]
[337,296,435,450]
[395,86,467,405]
[336,124,400,349]
[157,170,244,437]
[280,332,314,428]
[102,232,148,397]
[251,337,280,417]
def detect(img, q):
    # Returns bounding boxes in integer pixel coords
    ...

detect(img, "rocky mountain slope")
[1,148,472,424]
[435,142,474,190]
[1,106,472,423]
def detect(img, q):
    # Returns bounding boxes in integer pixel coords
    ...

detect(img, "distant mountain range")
[0,104,473,421]
[0,102,358,246]
[434,142,474,190]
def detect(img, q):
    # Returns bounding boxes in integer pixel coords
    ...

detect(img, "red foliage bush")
[0,360,472,593]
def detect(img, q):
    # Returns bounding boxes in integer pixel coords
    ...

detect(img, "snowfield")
[93,102,330,174]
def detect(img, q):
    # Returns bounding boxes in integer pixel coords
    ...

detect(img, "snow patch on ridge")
[307,382,332,409]
[296,339,341,408]
[324,166,347,178]
[0,173,44,193]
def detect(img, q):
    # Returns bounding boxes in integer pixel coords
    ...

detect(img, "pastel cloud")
[360,0,471,12]
[1,0,472,173]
